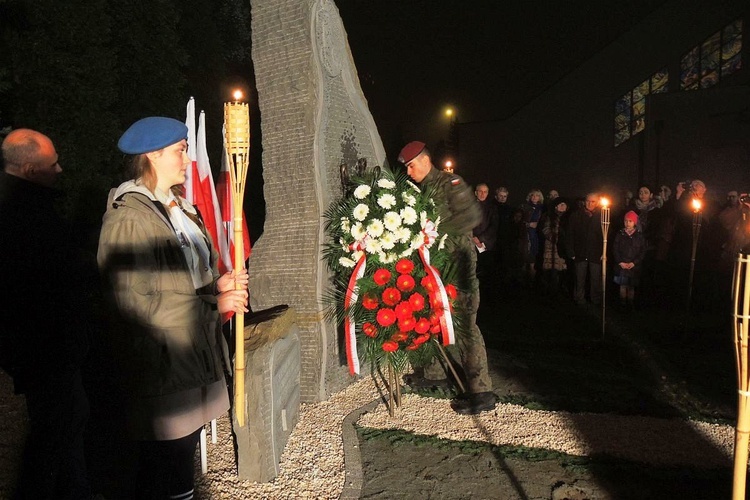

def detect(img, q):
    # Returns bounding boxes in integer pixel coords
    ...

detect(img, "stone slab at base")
[234,307,301,482]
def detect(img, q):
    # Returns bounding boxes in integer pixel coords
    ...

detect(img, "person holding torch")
[97,117,248,499]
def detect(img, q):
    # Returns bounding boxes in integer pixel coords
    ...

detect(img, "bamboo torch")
[687,198,703,311]
[600,197,611,337]
[732,250,750,499]
[224,90,250,427]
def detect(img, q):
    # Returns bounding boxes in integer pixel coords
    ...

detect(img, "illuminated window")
[614,68,668,147]
[681,19,743,90]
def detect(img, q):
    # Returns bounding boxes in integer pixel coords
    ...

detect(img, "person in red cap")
[398,141,498,415]
[613,210,647,310]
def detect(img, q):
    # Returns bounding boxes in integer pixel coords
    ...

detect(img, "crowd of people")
[471,180,750,313]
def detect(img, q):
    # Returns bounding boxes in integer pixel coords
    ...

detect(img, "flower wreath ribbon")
[419,221,455,345]
[344,240,367,375]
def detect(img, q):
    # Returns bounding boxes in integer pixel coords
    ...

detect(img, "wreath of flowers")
[324,167,464,375]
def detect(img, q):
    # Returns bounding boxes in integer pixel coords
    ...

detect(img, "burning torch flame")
[600,197,610,208]
[692,198,702,212]
[232,89,243,101]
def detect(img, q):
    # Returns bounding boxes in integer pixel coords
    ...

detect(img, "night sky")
[335,0,668,159]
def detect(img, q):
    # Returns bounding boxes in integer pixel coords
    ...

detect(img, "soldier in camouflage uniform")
[398,141,497,415]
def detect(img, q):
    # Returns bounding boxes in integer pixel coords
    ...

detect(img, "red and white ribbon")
[344,242,367,375]
[417,226,455,345]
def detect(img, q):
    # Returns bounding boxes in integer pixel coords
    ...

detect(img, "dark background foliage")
[0,0,263,245]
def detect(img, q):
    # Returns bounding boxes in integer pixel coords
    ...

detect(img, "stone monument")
[248,0,386,403]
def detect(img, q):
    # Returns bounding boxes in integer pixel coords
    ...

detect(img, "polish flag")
[217,124,252,265]
[185,98,232,274]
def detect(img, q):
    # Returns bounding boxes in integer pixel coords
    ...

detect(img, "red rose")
[382,287,401,306]
[414,317,431,334]
[373,268,392,286]
[395,259,414,274]
[444,284,457,300]
[362,322,377,338]
[414,334,430,346]
[396,274,415,292]
[430,324,441,334]
[362,293,379,310]
[394,301,413,320]
[382,340,399,352]
[376,308,396,327]
[398,315,416,332]
[408,292,425,311]
[406,343,420,351]
[421,275,436,293]
[390,332,408,342]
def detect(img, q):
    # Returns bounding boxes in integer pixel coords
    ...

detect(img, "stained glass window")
[681,19,743,90]
[614,68,669,147]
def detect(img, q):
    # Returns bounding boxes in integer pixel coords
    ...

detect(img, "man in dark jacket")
[566,192,604,305]
[399,141,498,415]
[0,129,91,499]
[472,183,498,287]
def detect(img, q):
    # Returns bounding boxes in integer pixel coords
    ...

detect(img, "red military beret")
[398,141,426,164]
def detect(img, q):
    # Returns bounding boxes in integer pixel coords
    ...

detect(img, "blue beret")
[118,117,188,155]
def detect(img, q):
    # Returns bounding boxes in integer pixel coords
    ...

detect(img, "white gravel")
[0,370,736,499]
[195,376,735,498]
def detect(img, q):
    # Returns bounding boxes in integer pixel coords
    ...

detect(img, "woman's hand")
[218,289,249,315]
[217,268,249,293]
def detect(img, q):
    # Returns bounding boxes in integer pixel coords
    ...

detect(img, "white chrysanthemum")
[352,250,364,262]
[406,180,421,193]
[340,217,351,232]
[410,234,424,250]
[351,222,366,240]
[339,237,349,251]
[428,198,435,206]
[434,216,441,231]
[365,238,382,254]
[400,206,418,226]
[366,219,384,238]
[401,192,417,207]
[420,211,428,226]
[438,233,448,250]
[383,211,402,232]
[377,178,396,189]
[353,185,371,199]
[380,231,396,250]
[353,203,369,221]
[384,252,398,263]
[339,256,355,268]
[400,248,414,258]
[377,193,397,209]
[394,227,411,243]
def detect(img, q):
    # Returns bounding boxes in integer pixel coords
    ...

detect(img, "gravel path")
[194,376,734,499]
[1,371,736,499]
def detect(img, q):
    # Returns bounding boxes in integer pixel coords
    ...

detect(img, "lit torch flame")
[692,198,702,212]
[232,89,243,101]
[600,197,610,208]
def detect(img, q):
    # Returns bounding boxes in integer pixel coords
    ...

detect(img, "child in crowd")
[613,211,647,310]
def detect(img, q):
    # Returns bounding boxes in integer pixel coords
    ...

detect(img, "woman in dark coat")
[613,210,647,309]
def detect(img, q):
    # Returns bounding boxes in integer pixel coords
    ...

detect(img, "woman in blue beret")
[97,117,248,499]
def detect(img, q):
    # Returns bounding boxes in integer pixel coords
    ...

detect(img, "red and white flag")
[185,98,232,274]
[217,123,252,265]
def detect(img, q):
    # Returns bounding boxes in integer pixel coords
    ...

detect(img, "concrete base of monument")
[234,306,301,482]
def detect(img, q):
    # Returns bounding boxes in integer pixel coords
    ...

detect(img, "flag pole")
[224,92,250,428]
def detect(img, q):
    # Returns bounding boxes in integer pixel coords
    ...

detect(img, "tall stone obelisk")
[249,0,385,402]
